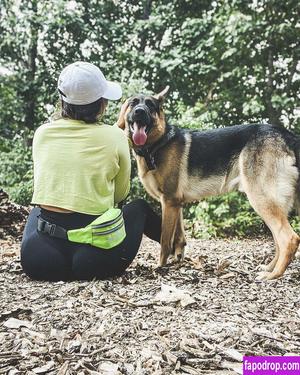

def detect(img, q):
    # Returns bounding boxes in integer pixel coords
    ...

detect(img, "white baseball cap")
[57,61,122,105]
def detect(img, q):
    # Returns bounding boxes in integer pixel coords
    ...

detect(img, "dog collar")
[135,126,176,170]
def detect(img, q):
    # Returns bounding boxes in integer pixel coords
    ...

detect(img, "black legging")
[21,199,161,281]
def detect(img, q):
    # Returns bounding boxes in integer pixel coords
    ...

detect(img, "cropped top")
[31,118,131,215]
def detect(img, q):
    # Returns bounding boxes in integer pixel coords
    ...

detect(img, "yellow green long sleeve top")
[31,118,131,215]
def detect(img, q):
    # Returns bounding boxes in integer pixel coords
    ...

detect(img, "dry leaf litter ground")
[1,190,300,375]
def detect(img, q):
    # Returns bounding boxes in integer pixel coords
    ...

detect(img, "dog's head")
[116,86,169,147]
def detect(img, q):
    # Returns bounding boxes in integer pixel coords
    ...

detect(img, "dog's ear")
[115,99,129,129]
[154,85,170,102]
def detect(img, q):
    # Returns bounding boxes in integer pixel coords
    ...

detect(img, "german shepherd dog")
[117,87,300,280]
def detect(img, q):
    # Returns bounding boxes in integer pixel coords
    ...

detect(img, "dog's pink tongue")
[132,123,147,146]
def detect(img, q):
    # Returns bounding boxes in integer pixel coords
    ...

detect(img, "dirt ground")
[1,194,300,374]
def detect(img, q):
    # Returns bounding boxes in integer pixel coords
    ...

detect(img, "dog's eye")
[145,99,157,111]
[130,98,140,107]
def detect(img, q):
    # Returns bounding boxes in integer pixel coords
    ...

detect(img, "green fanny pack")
[37,208,126,249]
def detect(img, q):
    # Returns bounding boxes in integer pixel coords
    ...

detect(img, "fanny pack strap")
[37,217,68,240]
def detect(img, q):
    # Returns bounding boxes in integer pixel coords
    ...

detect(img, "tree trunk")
[265,47,282,127]
[23,0,38,130]
[139,0,153,52]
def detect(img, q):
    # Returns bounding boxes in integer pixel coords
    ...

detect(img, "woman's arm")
[114,134,131,203]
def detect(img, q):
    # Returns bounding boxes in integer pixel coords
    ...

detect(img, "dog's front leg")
[160,198,181,266]
[173,208,186,262]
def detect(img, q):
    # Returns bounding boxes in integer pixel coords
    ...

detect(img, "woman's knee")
[122,199,152,221]
[122,200,146,238]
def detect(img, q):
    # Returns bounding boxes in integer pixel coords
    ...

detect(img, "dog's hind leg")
[255,209,299,280]
[160,198,181,266]
[271,222,300,279]
[260,236,279,272]
[173,208,186,262]
[240,144,300,280]
[244,186,299,279]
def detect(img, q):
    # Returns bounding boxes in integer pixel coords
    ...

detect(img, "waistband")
[40,208,98,231]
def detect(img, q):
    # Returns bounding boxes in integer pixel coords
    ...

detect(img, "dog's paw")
[159,255,168,267]
[257,263,274,272]
[255,271,280,281]
[174,248,185,263]
[257,264,268,271]
[255,271,271,281]
[175,253,183,262]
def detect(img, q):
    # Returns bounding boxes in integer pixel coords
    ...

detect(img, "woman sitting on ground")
[21,61,161,281]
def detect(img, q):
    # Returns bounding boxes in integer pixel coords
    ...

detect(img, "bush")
[185,191,300,239]
[184,192,265,238]
[172,100,218,130]
[0,136,33,205]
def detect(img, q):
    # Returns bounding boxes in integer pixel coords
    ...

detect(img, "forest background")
[0,0,299,238]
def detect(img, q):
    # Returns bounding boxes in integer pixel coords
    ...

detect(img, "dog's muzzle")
[130,105,152,146]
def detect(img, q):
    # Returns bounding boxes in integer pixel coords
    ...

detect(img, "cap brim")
[102,81,122,100]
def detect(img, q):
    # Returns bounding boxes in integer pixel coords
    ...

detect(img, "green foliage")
[0,0,299,238]
[186,192,265,239]
[0,136,33,205]
[1,0,299,137]
[126,175,161,216]
[0,76,23,138]
[173,101,218,130]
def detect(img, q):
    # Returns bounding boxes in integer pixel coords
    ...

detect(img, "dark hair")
[60,95,108,124]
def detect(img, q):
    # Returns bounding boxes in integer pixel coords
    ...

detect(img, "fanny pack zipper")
[92,212,123,229]
[93,221,124,236]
